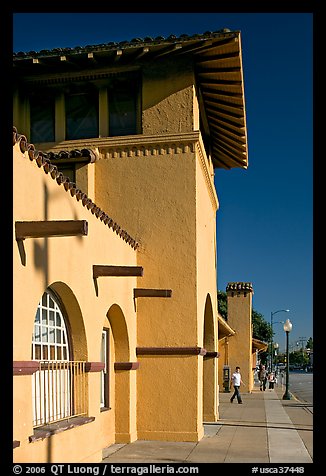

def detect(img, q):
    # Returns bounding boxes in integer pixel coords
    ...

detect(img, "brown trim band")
[204,351,220,359]
[14,361,105,374]
[13,361,39,375]
[136,347,207,356]
[114,362,140,371]
[29,416,95,442]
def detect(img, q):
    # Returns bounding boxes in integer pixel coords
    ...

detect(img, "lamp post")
[273,342,279,368]
[282,318,293,400]
[270,309,289,372]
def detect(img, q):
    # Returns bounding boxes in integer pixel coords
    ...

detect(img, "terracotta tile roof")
[13,126,139,249]
[13,29,234,59]
[13,29,248,170]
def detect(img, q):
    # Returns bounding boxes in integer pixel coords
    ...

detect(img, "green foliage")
[252,310,272,342]
[306,337,313,350]
[289,350,310,367]
[217,291,228,320]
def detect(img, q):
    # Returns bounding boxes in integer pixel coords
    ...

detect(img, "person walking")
[258,364,268,391]
[268,372,276,390]
[230,366,244,404]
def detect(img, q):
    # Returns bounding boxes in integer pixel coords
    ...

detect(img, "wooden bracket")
[114,362,140,371]
[93,265,144,278]
[133,288,172,299]
[204,351,220,359]
[15,220,88,240]
[136,347,206,356]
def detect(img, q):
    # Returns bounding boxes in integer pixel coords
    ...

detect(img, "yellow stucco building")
[13,29,252,463]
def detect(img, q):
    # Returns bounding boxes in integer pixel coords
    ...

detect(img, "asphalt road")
[279,370,313,405]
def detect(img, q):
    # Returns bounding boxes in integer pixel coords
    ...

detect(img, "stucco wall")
[195,141,219,421]
[13,142,138,462]
[13,56,222,452]
[142,57,195,135]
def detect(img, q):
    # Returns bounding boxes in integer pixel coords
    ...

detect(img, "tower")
[226,282,254,393]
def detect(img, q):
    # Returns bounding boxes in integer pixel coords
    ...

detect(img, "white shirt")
[231,371,241,386]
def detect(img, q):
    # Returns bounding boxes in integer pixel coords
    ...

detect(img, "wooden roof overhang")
[218,314,236,339]
[13,30,248,170]
[252,338,269,353]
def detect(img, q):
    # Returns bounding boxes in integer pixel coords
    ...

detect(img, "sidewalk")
[102,383,313,464]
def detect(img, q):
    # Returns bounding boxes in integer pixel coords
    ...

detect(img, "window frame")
[27,71,142,144]
[32,289,71,362]
[100,328,110,410]
[31,289,88,428]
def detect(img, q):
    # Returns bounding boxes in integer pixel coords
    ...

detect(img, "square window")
[108,77,138,136]
[66,87,99,140]
[30,92,55,143]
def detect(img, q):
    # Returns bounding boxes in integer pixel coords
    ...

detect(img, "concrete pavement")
[102,382,313,464]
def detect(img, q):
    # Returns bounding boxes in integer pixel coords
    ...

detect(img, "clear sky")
[13,12,313,353]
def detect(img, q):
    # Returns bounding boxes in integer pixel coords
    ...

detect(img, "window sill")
[100,406,112,413]
[29,416,95,442]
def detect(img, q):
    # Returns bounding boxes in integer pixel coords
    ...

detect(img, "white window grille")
[31,290,87,427]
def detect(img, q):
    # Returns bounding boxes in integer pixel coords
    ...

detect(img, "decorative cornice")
[47,132,218,211]
[45,132,199,156]
[226,282,253,293]
[196,135,219,211]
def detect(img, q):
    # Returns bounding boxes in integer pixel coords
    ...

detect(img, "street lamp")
[270,309,290,371]
[282,318,293,400]
[273,342,279,367]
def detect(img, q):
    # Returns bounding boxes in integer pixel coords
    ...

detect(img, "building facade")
[13,30,248,462]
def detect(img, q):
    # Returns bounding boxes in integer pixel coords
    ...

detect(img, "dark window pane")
[50,345,55,360]
[43,346,48,360]
[30,93,55,143]
[109,78,138,136]
[35,345,41,360]
[66,88,99,140]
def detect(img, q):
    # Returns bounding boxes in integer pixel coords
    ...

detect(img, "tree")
[252,310,272,342]
[217,291,228,320]
[306,337,313,350]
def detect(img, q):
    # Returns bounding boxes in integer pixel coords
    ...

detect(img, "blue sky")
[13,12,313,352]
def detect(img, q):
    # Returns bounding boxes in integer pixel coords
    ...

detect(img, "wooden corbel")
[15,220,88,240]
[93,265,144,278]
[133,288,172,299]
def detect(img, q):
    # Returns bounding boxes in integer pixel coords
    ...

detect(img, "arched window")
[32,289,86,427]
[32,289,70,362]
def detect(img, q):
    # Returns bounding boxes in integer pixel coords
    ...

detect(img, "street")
[279,370,313,405]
